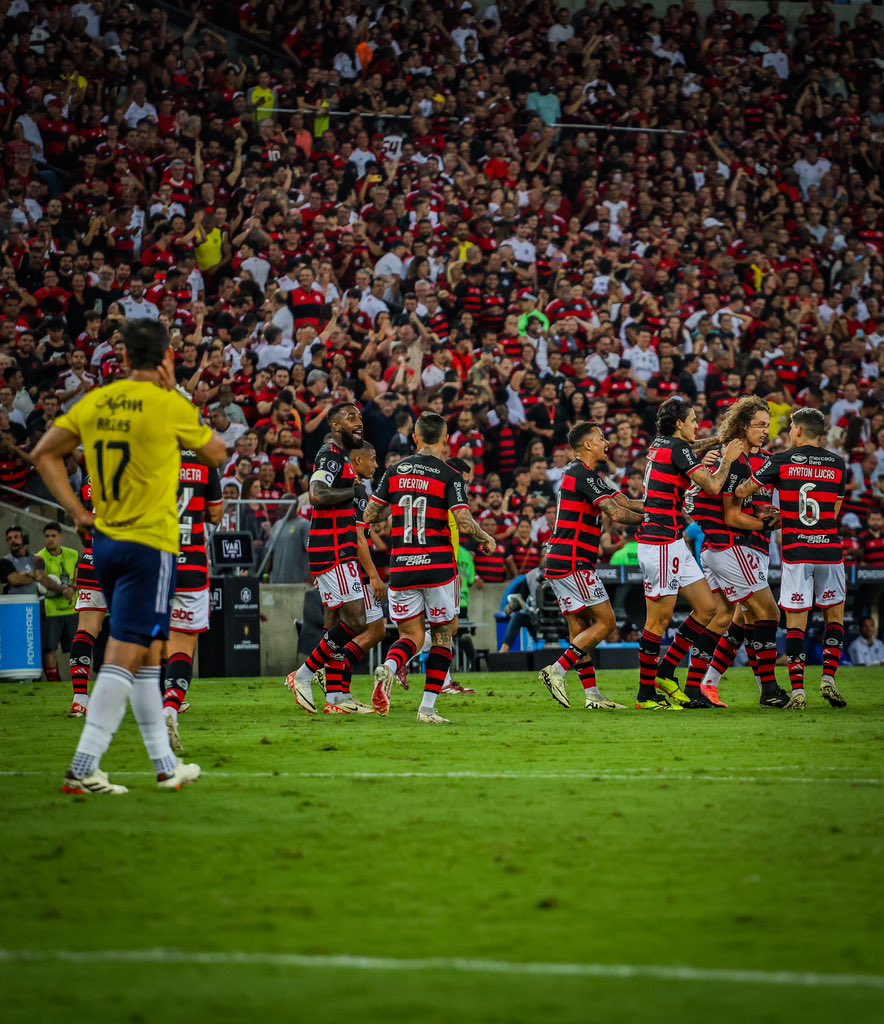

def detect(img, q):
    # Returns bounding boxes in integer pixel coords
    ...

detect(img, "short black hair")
[415,411,447,445]
[568,421,600,449]
[328,402,359,426]
[121,319,169,370]
[791,407,826,439]
[43,521,62,533]
[656,395,693,436]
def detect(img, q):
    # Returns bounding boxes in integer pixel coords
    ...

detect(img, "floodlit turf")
[1,667,881,1024]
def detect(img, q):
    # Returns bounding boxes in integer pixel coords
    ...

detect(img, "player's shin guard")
[822,622,844,679]
[69,665,134,778]
[69,630,95,700]
[555,642,586,675]
[638,630,662,700]
[577,661,597,691]
[383,637,418,675]
[659,615,704,678]
[163,652,193,713]
[786,628,806,690]
[704,623,745,688]
[305,622,357,672]
[131,667,177,775]
[422,645,453,711]
[752,620,779,694]
[342,639,366,672]
[686,623,721,697]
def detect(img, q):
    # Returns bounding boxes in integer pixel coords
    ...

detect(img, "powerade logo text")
[25,604,36,664]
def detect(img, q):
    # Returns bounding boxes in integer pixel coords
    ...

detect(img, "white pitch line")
[0,949,880,991]
[0,769,879,784]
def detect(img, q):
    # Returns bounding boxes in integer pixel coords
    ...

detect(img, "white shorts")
[316,560,364,610]
[388,578,459,625]
[75,587,107,612]
[638,538,705,600]
[170,588,210,633]
[363,580,384,625]
[780,562,846,612]
[548,568,610,614]
[704,546,769,604]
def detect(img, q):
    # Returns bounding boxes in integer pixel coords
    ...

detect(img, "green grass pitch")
[1,668,882,1024]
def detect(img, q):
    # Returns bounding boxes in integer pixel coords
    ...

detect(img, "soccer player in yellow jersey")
[32,321,227,795]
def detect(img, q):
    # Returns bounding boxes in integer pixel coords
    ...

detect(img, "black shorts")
[42,613,77,653]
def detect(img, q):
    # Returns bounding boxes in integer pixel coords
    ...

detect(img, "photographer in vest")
[36,522,79,683]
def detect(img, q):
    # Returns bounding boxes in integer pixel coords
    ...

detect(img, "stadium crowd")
[0,0,882,606]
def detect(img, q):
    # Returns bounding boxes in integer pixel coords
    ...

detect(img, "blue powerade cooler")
[0,595,43,681]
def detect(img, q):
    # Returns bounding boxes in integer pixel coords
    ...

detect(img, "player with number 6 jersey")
[737,407,849,710]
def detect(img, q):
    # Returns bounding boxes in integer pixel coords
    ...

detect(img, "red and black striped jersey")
[176,450,223,592]
[370,454,469,589]
[752,446,847,565]
[472,542,508,582]
[353,481,374,583]
[745,449,775,555]
[859,530,884,567]
[685,465,735,552]
[544,460,618,577]
[308,443,358,575]
[75,475,101,591]
[636,437,704,544]
[508,538,542,574]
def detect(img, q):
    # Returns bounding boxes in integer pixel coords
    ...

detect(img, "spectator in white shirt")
[123,81,158,129]
[547,9,575,50]
[54,350,96,412]
[118,278,159,320]
[847,618,884,666]
[622,325,660,384]
[793,145,832,198]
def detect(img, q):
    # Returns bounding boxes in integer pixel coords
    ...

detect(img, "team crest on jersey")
[790,454,808,464]
[397,463,413,473]
[327,460,340,473]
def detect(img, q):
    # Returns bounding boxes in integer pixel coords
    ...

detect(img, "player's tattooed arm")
[691,435,722,453]
[453,507,497,553]
[597,496,644,524]
[691,438,744,495]
[609,491,644,514]
[364,497,392,524]
[310,477,356,506]
[734,477,761,500]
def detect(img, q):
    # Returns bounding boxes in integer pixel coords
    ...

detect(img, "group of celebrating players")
[25,320,850,794]
[288,391,850,723]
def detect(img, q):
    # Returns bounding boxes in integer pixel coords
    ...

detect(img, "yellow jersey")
[449,510,460,557]
[195,227,223,271]
[55,381,212,554]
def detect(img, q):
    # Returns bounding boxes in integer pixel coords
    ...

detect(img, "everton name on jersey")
[752,446,847,564]
[370,455,469,589]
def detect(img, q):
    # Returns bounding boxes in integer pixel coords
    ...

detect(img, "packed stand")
[0,0,882,609]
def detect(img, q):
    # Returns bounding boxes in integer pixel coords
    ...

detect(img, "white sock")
[702,667,722,688]
[296,663,313,683]
[420,691,439,712]
[443,670,452,687]
[327,692,341,706]
[74,693,90,708]
[165,705,178,721]
[383,658,399,675]
[130,667,177,776]
[585,685,603,698]
[70,665,133,777]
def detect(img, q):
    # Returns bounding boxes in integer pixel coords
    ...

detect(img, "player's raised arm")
[690,438,744,496]
[722,493,768,532]
[32,425,95,537]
